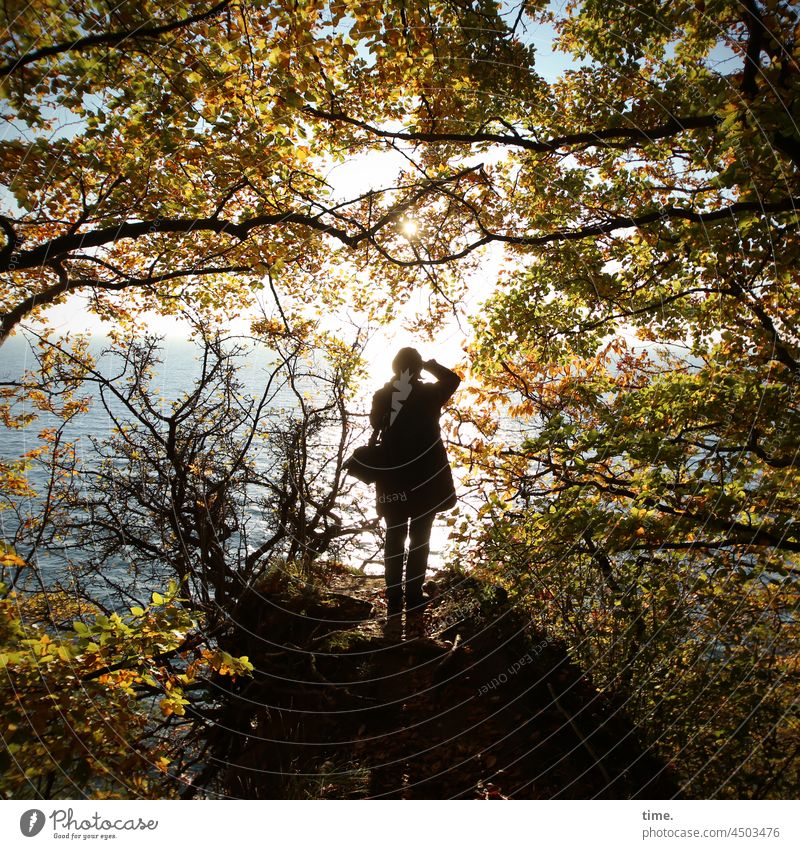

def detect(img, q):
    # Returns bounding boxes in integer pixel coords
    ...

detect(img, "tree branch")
[3,190,798,340]
[0,1,231,77]
[1,263,249,341]
[741,0,766,99]
[0,215,18,262]
[728,277,800,373]
[370,196,800,268]
[572,476,800,553]
[0,165,484,275]
[303,105,720,153]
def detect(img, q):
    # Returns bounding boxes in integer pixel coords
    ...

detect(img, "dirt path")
[209,569,679,799]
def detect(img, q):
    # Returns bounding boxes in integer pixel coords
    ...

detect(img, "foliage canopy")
[1,0,799,798]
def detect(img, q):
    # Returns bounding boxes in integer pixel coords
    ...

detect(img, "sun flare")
[400,218,419,237]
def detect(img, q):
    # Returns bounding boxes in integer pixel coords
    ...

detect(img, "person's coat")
[369,363,460,519]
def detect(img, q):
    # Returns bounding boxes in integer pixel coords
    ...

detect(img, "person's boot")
[381,588,403,640]
[382,611,402,640]
[405,608,426,639]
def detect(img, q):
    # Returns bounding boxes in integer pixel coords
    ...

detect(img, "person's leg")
[405,512,435,611]
[383,516,407,615]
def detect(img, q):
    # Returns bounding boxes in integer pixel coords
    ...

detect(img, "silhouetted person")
[370,348,461,617]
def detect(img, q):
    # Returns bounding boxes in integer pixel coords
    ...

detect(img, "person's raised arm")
[423,358,461,404]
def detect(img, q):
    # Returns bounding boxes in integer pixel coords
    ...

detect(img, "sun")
[400,218,419,237]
